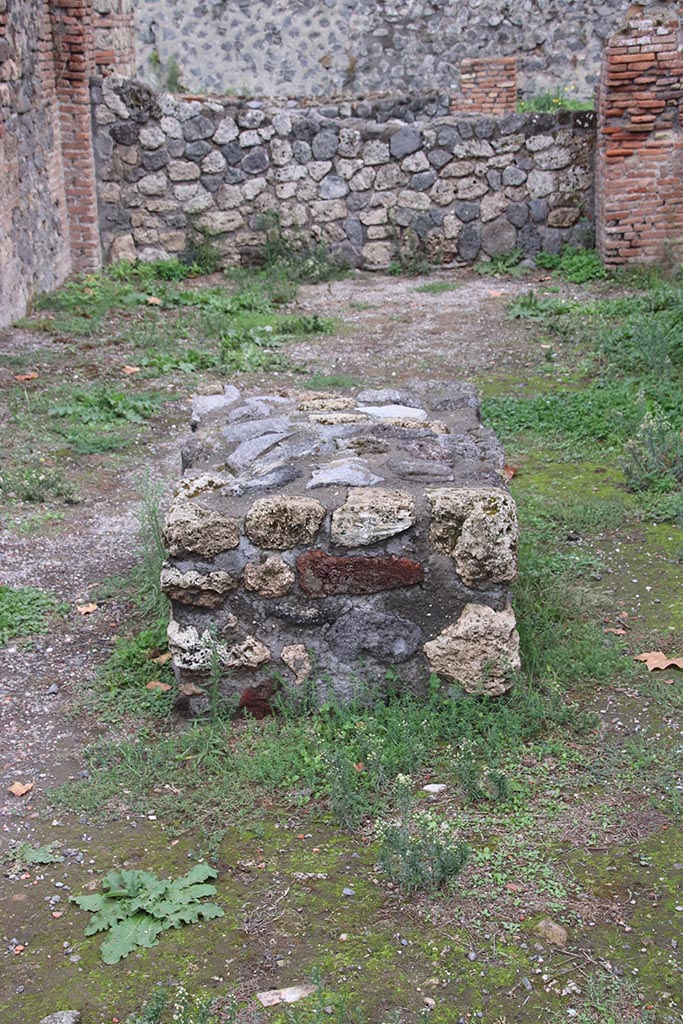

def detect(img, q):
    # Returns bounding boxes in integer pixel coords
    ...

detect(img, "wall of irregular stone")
[163,382,520,712]
[134,0,627,101]
[0,0,71,326]
[92,77,596,270]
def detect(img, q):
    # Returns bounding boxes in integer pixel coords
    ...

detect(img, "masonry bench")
[162,382,520,714]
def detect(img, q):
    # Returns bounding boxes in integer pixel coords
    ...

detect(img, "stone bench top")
[181,381,505,514]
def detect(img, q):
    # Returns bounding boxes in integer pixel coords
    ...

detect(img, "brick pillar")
[50,0,102,272]
[596,4,683,265]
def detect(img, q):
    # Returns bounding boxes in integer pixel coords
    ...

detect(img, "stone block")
[183,115,215,142]
[481,217,518,256]
[423,603,520,695]
[168,160,200,182]
[361,241,393,267]
[164,384,519,710]
[197,209,244,234]
[390,126,422,158]
[319,175,348,199]
[312,130,339,160]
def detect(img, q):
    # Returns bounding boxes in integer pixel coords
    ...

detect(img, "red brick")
[297,550,424,598]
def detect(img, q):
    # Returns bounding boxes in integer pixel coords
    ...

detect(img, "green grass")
[0,585,66,647]
[493,268,683,490]
[301,373,364,390]
[482,379,641,455]
[414,281,460,295]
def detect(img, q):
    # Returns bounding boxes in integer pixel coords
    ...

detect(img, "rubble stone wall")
[162,383,520,713]
[92,77,596,270]
[133,0,626,101]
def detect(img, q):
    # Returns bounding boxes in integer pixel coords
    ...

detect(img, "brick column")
[51,0,102,271]
[596,5,683,265]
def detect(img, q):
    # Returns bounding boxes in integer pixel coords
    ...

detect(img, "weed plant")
[376,774,470,892]
[46,386,169,454]
[536,246,608,284]
[622,400,683,491]
[0,463,76,504]
[85,480,174,719]
[184,225,223,274]
[385,222,434,276]
[257,210,347,284]
[124,986,221,1024]
[517,88,594,113]
[475,249,526,277]
[506,290,577,321]
[71,864,223,964]
[0,585,66,647]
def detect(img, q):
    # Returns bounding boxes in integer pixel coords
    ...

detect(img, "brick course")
[453,58,518,117]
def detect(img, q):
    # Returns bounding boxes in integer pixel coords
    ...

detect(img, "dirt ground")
[1,269,681,1024]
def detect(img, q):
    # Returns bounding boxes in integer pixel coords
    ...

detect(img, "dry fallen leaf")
[503,464,518,481]
[121,365,141,375]
[152,651,172,665]
[146,680,172,692]
[634,651,683,671]
[179,681,204,696]
[76,602,98,615]
[604,627,627,636]
[146,296,162,306]
[14,372,39,382]
[7,781,34,798]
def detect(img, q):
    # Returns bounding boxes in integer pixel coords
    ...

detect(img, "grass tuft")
[0,585,66,647]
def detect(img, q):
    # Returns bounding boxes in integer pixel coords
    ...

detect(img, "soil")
[1,269,681,1024]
